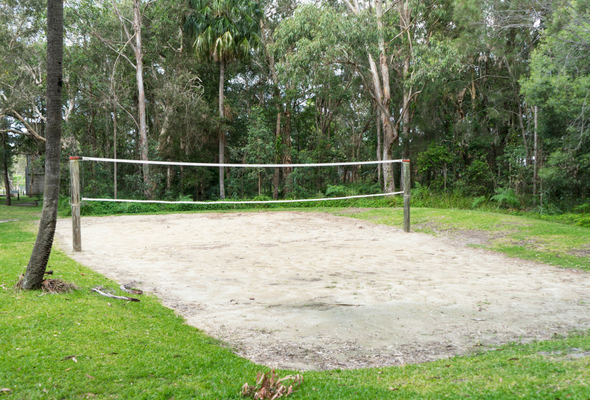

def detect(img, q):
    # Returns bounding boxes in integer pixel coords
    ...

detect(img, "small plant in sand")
[241,369,303,399]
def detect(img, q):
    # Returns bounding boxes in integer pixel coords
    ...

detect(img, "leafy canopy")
[184,0,263,63]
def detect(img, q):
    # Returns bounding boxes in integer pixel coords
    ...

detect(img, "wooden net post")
[70,156,81,252]
[402,159,411,233]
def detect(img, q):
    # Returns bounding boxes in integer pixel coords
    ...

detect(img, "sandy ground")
[54,211,590,371]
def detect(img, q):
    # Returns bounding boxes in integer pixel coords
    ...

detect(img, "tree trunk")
[282,106,293,195]
[382,120,396,192]
[23,0,63,290]
[2,133,11,206]
[533,105,538,206]
[376,107,382,187]
[369,0,397,192]
[133,0,150,199]
[272,109,281,199]
[218,58,226,199]
[113,105,118,199]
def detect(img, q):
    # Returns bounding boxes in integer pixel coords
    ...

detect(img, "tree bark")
[219,58,226,199]
[272,109,281,199]
[132,0,150,199]
[113,105,118,199]
[533,105,538,206]
[2,133,11,206]
[23,0,63,289]
[371,0,397,192]
[282,106,293,195]
[376,106,382,187]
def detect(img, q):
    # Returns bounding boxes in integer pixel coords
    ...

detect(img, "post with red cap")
[402,159,411,233]
[70,156,81,251]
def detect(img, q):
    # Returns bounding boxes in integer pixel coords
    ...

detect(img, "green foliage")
[416,143,453,190]
[538,150,590,205]
[520,0,590,204]
[325,185,347,198]
[463,158,495,197]
[184,0,263,63]
[490,187,521,209]
[471,195,487,209]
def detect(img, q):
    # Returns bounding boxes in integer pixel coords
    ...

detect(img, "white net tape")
[77,157,406,205]
[80,157,403,168]
[82,192,404,204]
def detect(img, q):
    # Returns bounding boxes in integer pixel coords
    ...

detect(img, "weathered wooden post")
[402,159,411,233]
[70,156,81,251]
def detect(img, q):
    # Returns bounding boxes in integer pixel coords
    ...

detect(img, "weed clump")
[241,369,303,399]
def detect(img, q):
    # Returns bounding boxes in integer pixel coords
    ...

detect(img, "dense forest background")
[1,0,589,212]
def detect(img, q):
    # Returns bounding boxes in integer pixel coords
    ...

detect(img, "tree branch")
[8,109,45,142]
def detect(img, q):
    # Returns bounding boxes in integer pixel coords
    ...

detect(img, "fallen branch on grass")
[91,287,140,302]
[119,283,143,295]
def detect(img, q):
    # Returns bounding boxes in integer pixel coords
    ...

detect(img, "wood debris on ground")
[91,286,140,302]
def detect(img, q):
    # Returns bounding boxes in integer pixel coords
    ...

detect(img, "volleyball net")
[68,156,411,251]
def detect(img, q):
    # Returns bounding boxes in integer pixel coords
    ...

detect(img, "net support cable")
[69,156,411,252]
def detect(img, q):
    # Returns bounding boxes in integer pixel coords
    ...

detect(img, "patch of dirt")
[414,223,513,247]
[0,219,17,223]
[42,279,78,293]
[504,238,542,249]
[538,347,590,360]
[55,212,590,371]
[14,277,78,293]
[569,245,590,258]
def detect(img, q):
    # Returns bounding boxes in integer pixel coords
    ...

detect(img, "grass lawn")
[1,203,589,399]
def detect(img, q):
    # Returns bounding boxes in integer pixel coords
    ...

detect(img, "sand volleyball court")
[55,211,590,370]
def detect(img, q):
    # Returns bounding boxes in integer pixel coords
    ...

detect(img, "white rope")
[82,191,403,205]
[79,156,404,168]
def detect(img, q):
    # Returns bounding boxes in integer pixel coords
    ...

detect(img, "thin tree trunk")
[23,0,63,289]
[402,57,411,162]
[533,105,538,206]
[132,0,150,198]
[219,58,226,199]
[282,107,293,195]
[376,107,382,186]
[262,21,282,200]
[272,109,281,199]
[113,105,118,199]
[2,133,11,206]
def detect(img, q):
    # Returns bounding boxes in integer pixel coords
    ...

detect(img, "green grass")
[0,196,41,222]
[1,203,590,399]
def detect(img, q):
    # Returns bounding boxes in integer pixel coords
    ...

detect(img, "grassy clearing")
[332,207,590,271]
[1,204,590,399]
[0,196,41,222]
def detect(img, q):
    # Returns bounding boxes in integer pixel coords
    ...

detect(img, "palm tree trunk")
[219,59,226,199]
[23,0,63,289]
